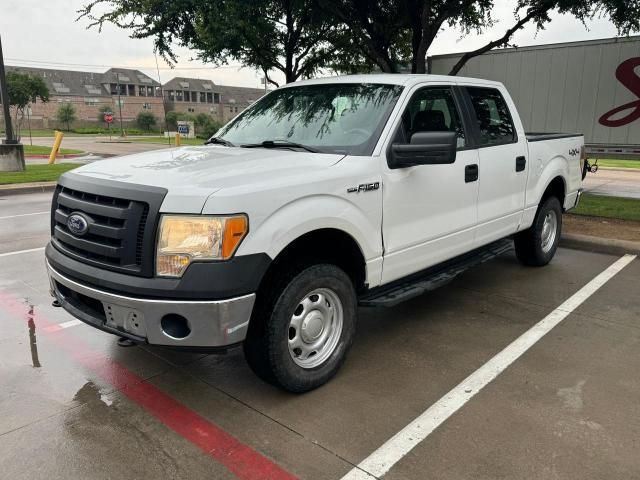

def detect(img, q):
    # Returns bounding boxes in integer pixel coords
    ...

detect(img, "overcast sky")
[0,0,625,88]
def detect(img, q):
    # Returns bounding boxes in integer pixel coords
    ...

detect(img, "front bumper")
[47,261,256,348]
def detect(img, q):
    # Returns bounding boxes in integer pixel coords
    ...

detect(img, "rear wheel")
[243,263,357,393]
[514,196,562,266]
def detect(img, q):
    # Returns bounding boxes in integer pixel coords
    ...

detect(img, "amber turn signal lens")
[222,216,248,259]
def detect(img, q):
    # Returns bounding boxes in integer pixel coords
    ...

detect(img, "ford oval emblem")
[67,212,89,236]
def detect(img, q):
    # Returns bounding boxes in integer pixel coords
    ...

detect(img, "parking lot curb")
[0,182,56,197]
[561,232,640,256]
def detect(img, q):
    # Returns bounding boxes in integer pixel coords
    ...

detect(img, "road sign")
[177,123,190,135]
[104,113,114,124]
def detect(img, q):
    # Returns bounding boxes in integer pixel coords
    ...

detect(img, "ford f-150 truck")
[46,75,585,392]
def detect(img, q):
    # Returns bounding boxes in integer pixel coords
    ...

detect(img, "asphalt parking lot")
[1,192,639,480]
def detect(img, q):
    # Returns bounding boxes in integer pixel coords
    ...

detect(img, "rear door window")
[466,87,516,146]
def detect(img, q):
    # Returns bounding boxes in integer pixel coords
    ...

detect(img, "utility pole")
[116,71,124,136]
[0,35,16,144]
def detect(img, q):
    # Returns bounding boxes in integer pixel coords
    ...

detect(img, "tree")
[5,71,49,138]
[79,0,640,81]
[79,0,336,85]
[194,112,223,138]
[136,111,157,131]
[56,103,76,131]
[323,0,640,75]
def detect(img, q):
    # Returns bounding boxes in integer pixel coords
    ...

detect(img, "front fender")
[236,194,383,286]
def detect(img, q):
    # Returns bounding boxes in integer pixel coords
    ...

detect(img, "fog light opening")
[160,314,191,339]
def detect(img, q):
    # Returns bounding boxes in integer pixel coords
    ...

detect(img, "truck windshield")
[216,83,404,155]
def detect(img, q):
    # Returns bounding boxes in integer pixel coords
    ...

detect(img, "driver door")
[381,85,480,284]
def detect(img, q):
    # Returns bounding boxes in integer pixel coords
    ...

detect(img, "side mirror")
[389,131,457,169]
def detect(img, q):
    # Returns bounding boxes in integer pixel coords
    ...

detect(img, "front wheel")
[514,196,562,266]
[243,264,357,393]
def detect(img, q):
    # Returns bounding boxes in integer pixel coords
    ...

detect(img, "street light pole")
[0,34,17,144]
[116,72,124,136]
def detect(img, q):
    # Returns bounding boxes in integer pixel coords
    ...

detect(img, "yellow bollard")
[48,130,64,165]
[175,132,182,147]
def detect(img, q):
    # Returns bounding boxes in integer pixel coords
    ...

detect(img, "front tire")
[243,263,357,393]
[514,196,562,266]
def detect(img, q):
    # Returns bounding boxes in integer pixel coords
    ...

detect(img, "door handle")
[465,164,478,183]
[516,156,526,172]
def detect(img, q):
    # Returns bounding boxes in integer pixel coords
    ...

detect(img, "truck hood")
[70,146,346,212]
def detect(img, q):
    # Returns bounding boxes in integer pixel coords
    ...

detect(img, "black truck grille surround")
[51,175,167,277]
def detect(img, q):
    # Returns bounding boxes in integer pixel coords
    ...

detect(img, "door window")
[396,87,466,148]
[467,87,516,146]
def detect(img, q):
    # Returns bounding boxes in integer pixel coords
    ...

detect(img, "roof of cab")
[281,73,504,89]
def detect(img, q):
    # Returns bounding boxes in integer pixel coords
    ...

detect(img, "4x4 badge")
[347,182,380,193]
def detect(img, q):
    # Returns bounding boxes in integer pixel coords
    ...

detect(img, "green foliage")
[56,103,77,131]
[6,72,49,109]
[164,111,199,131]
[194,113,222,138]
[136,111,157,131]
[79,0,640,78]
[0,163,80,185]
[80,0,336,84]
[573,194,640,222]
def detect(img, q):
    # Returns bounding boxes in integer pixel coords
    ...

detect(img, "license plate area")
[103,302,147,338]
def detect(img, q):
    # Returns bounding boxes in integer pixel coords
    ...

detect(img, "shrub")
[136,111,157,132]
[56,103,76,131]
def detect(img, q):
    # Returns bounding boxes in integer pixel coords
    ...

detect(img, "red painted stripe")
[0,292,297,480]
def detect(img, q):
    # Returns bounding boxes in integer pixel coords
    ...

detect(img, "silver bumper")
[47,261,256,348]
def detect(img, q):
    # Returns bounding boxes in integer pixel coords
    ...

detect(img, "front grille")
[51,179,165,277]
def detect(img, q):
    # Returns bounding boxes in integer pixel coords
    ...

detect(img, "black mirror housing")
[389,131,457,169]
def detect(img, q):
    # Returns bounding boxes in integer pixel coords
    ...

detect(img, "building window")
[200,92,206,103]
[188,107,195,113]
[147,86,155,97]
[128,84,136,96]
[139,86,147,96]
[183,90,189,101]
[214,93,220,104]
[206,92,213,104]
[143,103,152,110]
[176,90,183,101]
[84,97,100,105]
[155,87,162,97]
[168,90,175,101]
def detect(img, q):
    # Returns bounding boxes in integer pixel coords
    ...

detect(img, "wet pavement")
[1,191,639,480]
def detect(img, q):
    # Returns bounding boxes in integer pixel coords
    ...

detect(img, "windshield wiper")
[204,136,235,147]
[241,140,321,153]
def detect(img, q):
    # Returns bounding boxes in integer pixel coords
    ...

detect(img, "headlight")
[156,214,248,277]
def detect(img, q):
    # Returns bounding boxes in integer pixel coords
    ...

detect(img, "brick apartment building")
[1,66,267,131]
[4,66,164,129]
[162,77,266,124]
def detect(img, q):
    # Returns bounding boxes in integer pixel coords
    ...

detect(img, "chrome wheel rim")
[288,288,343,369]
[541,210,558,253]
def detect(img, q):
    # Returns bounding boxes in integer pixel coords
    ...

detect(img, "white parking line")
[45,319,83,332]
[0,211,49,220]
[341,253,637,480]
[0,247,45,258]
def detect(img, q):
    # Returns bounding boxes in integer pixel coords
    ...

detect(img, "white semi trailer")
[429,36,640,161]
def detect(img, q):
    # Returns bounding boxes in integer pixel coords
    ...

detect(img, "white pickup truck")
[46,75,585,392]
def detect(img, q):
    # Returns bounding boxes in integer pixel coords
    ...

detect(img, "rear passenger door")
[463,86,528,247]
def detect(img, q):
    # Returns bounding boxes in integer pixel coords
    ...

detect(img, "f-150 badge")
[347,182,380,193]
